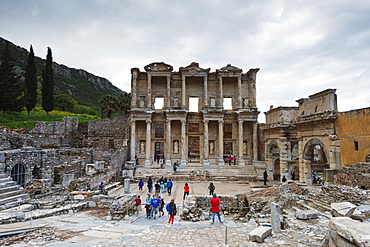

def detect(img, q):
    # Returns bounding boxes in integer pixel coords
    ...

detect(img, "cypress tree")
[0,41,24,114]
[25,45,37,116]
[42,47,54,114]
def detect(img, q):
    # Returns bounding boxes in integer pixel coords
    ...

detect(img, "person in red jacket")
[183,183,190,200]
[210,193,223,224]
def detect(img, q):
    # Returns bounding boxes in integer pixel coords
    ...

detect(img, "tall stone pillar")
[166,120,172,166]
[147,74,152,108]
[237,76,242,108]
[279,137,289,178]
[130,119,136,160]
[218,75,223,107]
[218,120,224,166]
[181,75,186,107]
[204,75,208,107]
[166,75,171,108]
[145,120,152,166]
[252,122,258,161]
[203,120,209,166]
[238,119,245,166]
[131,70,137,108]
[181,119,187,166]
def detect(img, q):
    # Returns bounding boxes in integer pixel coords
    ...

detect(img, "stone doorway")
[154,142,164,157]
[11,163,26,188]
[303,139,329,176]
[188,136,200,161]
[273,158,281,181]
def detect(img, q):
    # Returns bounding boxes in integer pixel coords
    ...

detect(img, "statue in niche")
[244,98,249,108]
[140,141,145,154]
[140,97,145,107]
[243,142,247,154]
[209,141,214,154]
[210,98,216,107]
[174,140,179,153]
[174,97,179,107]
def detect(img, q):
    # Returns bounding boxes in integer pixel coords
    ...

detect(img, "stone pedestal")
[218,159,225,168]
[237,159,245,166]
[124,179,131,194]
[249,226,272,243]
[270,202,281,231]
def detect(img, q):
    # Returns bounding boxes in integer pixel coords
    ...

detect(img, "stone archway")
[267,140,280,180]
[302,138,330,181]
[11,163,27,188]
[273,158,281,181]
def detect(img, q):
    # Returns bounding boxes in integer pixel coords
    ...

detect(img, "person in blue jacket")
[150,195,161,219]
[138,179,144,191]
[167,179,173,196]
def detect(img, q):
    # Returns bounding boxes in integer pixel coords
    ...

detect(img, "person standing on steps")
[208,182,215,196]
[183,183,190,200]
[138,179,144,192]
[166,199,177,225]
[147,177,153,193]
[158,196,165,217]
[154,181,160,198]
[263,170,268,186]
[167,179,173,196]
[150,195,161,219]
[210,193,223,224]
[145,194,152,219]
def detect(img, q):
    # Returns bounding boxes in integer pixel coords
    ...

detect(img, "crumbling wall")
[30,117,78,136]
[334,163,370,190]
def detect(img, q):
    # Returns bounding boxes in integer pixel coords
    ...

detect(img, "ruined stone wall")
[30,117,78,136]
[334,162,370,190]
[87,117,129,150]
[264,106,298,124]
[296,89,337,116]
[335,108,370,166]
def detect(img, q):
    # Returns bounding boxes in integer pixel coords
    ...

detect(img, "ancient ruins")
[0,62,369,246]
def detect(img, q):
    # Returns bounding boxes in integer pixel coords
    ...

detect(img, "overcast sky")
[1,0,370,122]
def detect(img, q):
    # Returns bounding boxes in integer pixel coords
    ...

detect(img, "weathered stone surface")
[331,202,357,217]
[295,209,319,220]
[248,226,272,242]
[73,194,85,200]
[329,217,370,247]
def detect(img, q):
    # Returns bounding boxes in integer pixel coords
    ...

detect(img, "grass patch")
[0,107,100,130]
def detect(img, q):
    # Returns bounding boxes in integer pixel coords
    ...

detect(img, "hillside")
[0,37,123,107]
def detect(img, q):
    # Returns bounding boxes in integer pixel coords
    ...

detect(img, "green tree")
[117,91,131,115]
[99,94,118,118]
[0,41,24,114]
[54,94,77,111]
[42,47,54,114]
[25,45,37,116]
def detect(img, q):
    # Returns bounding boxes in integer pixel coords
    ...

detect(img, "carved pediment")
[217,64,243,74]
[179,62,210,74]
[144,62,173,72]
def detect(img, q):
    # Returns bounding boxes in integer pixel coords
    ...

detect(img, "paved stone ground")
[2,181,327,246]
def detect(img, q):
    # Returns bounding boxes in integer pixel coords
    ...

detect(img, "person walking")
[183,183,190,200]
[158,196,165,217]
[166,199,177,225]
[145,194,152,219]
[263,170,268,186]
[134,195,141,214]
[173,162,177,172]
[208,182,215,196]
[210,193,223,224]
[167,179,173,196]
[138,179,144,191]
[147,177,153,193]
[233,155,237,165]
[150,195,161,219]
[154,182,160,198]
[282,175,287,182]
[228,155,232,165]
[160,182,166,199]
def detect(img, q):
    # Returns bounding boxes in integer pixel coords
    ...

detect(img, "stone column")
[131,71,137,108]
[218,120,224,166]
[166,120,172,166]
[251,72,257,107]
[279,137,289,179]
[238,119,244,166]
[204,75,208,107]
[145,120,152,166]
[166,75,171,108]
[270,202,281,231]
[124,178,131,194]
[181,75,186,107]
[252,122,258,160]
[147,74,152,108]
[203,120,209,166]
[181,119,187,166]
[237,76,242,108]
[130,119,136,160]
[218,75,223,107]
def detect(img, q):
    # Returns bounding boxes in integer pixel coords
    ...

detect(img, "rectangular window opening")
[189,97,199,112]
[154,97,164,109]
[354,141,359,151]
[223,98,232,110]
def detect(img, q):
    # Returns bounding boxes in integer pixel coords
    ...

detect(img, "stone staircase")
[134,162,258,181]
[0,173,31,210]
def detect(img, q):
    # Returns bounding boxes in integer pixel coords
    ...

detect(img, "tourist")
[208,182,215,196]
[159,176,164,184]
[147,177,153,193]
[135,155,138,166]
[173,162,177,172]
[99,182,105,192]
[153,152,157,163]
[138,179,144,191]
[160,181,166,198]
[145,194,152,219]
[158,196,165,217]
[233,155,237,165]
[150,195,161,219]
[291,171,295,180]
[134,195,141,214]
[167,179,173,196]
[154,182,160,198]
[228,155,232,165]
[263,170,268,186]
[312,170,317,184]
[282,175,287,183]
[166,199,177,225]
[183,183,190,200]
[210,193,223,224]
